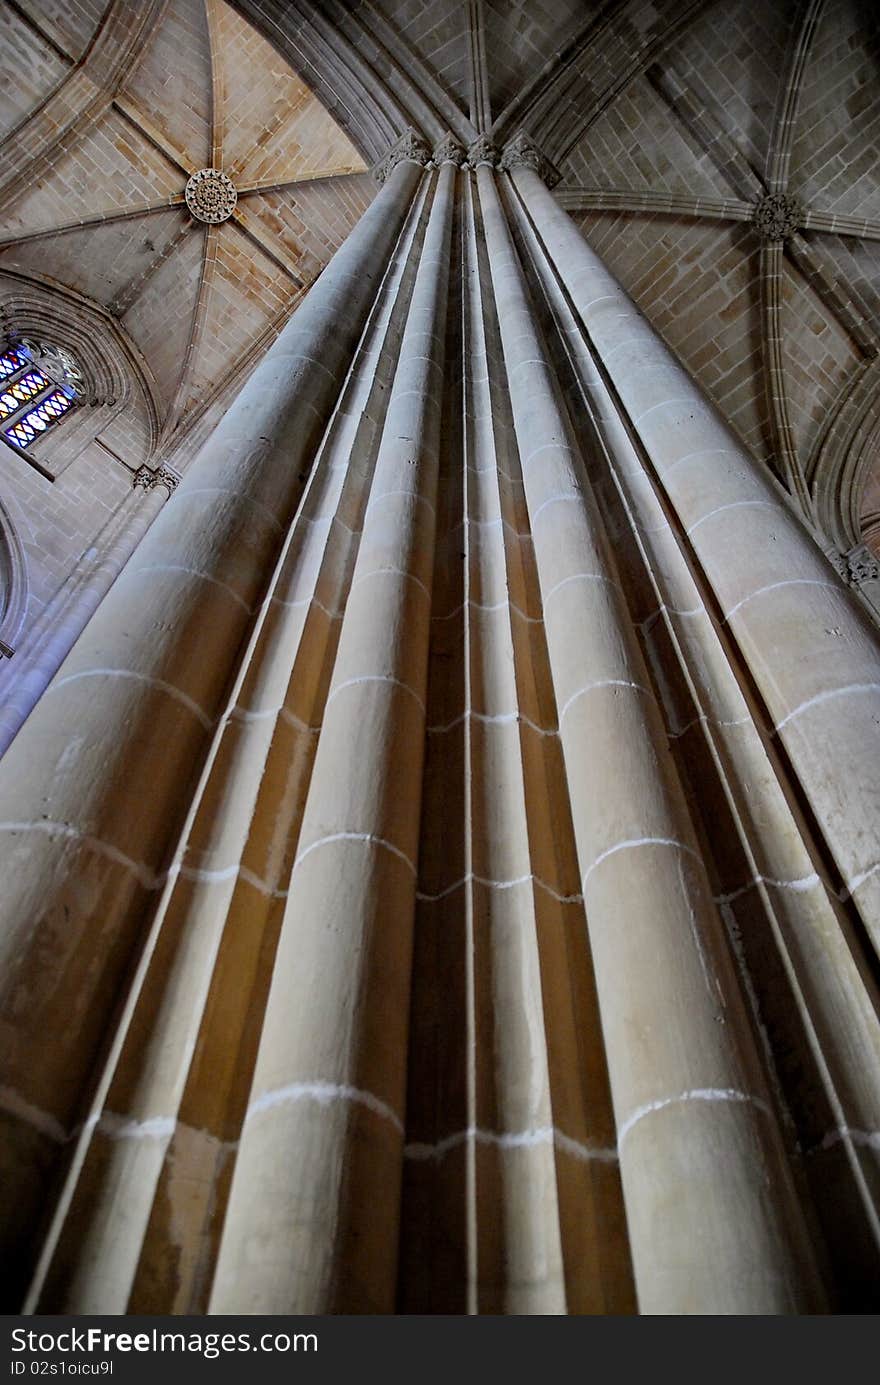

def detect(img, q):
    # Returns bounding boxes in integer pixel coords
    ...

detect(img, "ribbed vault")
[232,0,880,556]
[0,0,880,1318]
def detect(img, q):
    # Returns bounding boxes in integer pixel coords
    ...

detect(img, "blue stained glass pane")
[0,348,31,380]
[5,388,73,448]
[0,370,50,420]
[5,419,32,447]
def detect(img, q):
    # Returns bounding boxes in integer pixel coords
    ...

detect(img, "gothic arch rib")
[0,0,167,206]
[321,0,475,146]
[232,0,414,163]
[234,1,713,167]
[765,0,827,194]
[756,0,829,512]
[810,353,880,552]
[205,0,226,168]
[0,495,29,660]
[492,0,706,163]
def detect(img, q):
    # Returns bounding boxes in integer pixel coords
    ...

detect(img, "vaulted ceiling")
[0,0,374,467]
[0,0,877,550]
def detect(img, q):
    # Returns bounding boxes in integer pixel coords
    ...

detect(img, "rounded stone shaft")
[508,186,880,1280]
[479,165,823,1314]
[457,175,566,1312]
[0,157,421,1298]
[209,163,455,1314]
[511,164,880,952]
[26,178,434,1316]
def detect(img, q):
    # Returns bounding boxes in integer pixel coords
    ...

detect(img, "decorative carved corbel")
[827,542,880,589]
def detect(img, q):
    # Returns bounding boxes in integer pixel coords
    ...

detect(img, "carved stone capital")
[466,135,499,169]
[846,543,880,587]
[499,131,561,189]
[827,543,880,588]
[372,129,431,183]
[156,466,180,494]
[752,192,804,242]
[133,465,180,494]
[433,133,466,167]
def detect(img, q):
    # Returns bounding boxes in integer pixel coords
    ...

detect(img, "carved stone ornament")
[466,135,499,169]
[846,543,880,587]
[372,129,431,183]
[432,133,466,167]
[18,338,84,396]
[133,465,180,493]
[499,131,562,189]
[752,192,804,242]
[827,543,880,588]
[185,168,238,224]
[158,466,181,493]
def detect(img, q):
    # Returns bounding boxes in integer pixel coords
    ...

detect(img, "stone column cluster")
[1,128,879,1314]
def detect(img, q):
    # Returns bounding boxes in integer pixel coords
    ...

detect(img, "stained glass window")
[5,389,75,447]
[0,346,31,380]
[0,371,49,420]
[0,342,78,451]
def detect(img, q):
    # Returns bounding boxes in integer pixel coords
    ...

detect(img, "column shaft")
[511,165,880,952]
[26,179,432,1315]
[447,173,566,1312]
[209,161,455,1314]
[0,157,422,1299]
[508,188,880,1297]
[478,165,823,1313]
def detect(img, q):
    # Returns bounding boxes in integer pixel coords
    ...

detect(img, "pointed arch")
[0,494,28,658]
[0,270,163,474]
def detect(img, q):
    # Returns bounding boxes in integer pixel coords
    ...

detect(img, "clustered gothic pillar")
[210,154,456,1314]
[478,162,820,1313]
[0,150,421,1305]
[0,128,879,1314]
[509,163,880,944]
[505,154,880,1302]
